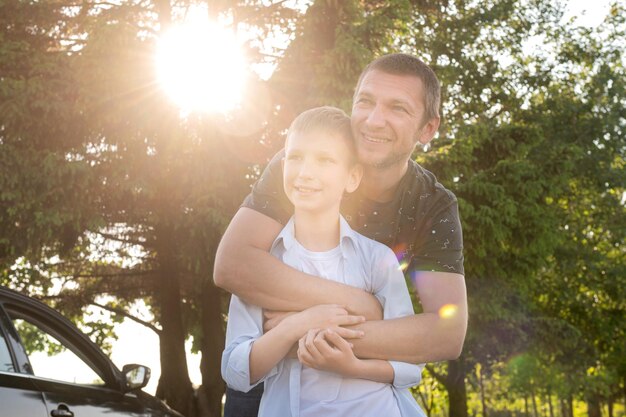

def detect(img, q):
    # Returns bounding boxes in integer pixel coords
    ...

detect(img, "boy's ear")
[345,164,363,194]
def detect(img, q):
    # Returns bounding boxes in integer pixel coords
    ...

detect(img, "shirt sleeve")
[221,295,279,392]
[241,149,293,225]
[371,245,424,389]
[411,189,465,275]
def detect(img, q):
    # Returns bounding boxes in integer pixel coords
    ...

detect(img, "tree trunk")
[525,396,530,417]
[623,375,626,411]
[547,389,554,417]
[446,359,468,417]
[479,365,488,417]
[567,394,575,417]
[622,375,626,410]
[587,393,602,417]
[198,278,226,417]
[155,225,196,417]
[531,386,540,417]
[607,399,613,417]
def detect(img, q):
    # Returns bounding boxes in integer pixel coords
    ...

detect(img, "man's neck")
[293,209,341,252]
[360,161,410,203]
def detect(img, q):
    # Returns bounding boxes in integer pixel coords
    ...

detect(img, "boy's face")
[283,130,362,215]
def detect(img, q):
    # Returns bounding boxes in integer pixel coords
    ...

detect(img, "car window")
[10,318,105,386]
[0,328,15,372]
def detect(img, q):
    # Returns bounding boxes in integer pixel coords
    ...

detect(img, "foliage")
[1,0,624,416]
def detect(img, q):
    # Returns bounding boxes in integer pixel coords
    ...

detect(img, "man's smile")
[361,133,392,144]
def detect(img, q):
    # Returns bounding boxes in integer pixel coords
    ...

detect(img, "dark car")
[0,285,184,417]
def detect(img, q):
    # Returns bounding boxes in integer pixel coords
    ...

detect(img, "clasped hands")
[263,304,366,376]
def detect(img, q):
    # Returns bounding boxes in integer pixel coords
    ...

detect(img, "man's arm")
[350,271,467,363]
[213,207,383,319]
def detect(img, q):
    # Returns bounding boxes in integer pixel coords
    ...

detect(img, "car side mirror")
[122,364,151,391]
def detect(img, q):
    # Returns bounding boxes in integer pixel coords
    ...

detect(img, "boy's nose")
[297,159,315,178]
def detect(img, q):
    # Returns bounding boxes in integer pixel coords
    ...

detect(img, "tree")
[1,1,296,415]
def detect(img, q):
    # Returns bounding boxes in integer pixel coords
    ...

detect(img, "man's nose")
[365,104,386,128]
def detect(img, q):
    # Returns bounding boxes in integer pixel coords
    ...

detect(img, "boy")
[221,107,425,417]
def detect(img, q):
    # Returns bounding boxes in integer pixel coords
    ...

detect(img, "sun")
[156,9,247,113]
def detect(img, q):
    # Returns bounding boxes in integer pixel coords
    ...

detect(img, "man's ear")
[345,164,363,194]
[417,116,441,146]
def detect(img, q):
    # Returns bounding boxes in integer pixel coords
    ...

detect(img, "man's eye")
[286,155,302,161]
[357,97,372,105]
[393,106,408,113]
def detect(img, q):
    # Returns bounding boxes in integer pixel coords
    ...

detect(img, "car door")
[0,304,48,417]
[2,298,153,417]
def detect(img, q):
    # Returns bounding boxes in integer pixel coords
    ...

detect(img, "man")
[214,53,468,416]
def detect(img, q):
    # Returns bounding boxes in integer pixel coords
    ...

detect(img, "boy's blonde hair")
[287,106,357,165]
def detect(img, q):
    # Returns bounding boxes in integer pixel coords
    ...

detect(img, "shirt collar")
[271,215,358,259]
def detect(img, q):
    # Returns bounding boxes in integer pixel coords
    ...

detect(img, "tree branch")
[91,302,162,335]
[425,364,447,385]
[71,270,155,279]
[96,231,150,247]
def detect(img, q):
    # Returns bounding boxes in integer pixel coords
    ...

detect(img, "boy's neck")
[293,209,341,252]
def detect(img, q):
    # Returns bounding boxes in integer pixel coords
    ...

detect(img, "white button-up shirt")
[222,216,426,417]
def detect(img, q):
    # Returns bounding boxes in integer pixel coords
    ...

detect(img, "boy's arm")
[221,296,271,392]
[250,305,365,383]
[351,271,468,364]
[366,250,425,388]
[297,328,395,383]
[223,297,366,389]
[214,207,382,319]
[297,247,425,387]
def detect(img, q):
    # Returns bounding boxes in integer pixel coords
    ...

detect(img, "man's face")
[351,70,439,169]
[283,131,361,215]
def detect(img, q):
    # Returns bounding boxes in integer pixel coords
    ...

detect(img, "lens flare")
[397,260,409,272]
[438,304,458,319]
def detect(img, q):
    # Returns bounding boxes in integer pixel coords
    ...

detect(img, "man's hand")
[263,310,296,332]
[283,304,366,338]
[297,329,359,376]
[265,309,366,340]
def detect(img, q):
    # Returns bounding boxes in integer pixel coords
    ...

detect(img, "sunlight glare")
[438,304,458,319]
[156,9,247,113]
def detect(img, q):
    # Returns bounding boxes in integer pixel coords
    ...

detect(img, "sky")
[563,0,614,26]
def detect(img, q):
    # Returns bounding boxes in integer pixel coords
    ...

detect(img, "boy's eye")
[320,157,335,163]
[286,154,302,161]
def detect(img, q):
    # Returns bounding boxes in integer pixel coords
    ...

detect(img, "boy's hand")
[297,329,360,377]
